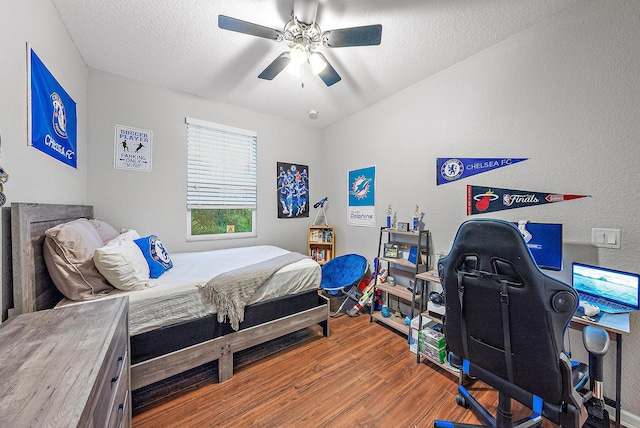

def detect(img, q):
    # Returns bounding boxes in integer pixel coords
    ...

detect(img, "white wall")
[86,69,324,255]
[0,0,89,206]
[0,0,88,319]
[322,0,640,420]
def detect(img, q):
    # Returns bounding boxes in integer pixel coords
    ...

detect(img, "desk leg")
[615,333,621,428]
[414,278,426,364]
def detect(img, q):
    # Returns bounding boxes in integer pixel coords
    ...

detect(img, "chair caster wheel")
[456,393,470,408]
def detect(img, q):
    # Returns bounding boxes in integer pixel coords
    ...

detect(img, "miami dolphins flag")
[437,158,527,185]
[467,185,590,215]
[347,165,376,227]
[29,47,77,168]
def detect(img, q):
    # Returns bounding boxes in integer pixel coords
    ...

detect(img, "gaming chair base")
[582,399,610,428]
[434,386,543,428]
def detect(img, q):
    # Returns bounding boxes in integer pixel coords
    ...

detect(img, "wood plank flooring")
[132,312,559,428]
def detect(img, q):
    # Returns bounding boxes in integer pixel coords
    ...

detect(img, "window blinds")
[186,117,257,210]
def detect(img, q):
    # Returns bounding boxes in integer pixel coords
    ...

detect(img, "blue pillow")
[134,235,173,278]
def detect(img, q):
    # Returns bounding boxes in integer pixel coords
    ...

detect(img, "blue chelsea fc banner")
[437,157,527,185]
[30,48,77,168]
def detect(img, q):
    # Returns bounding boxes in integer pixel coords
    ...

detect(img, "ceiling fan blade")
[218,15,283,41]
[258,52,291,80]
[322,24,382,48]
[293,0,319,25]
[315,53,341,86]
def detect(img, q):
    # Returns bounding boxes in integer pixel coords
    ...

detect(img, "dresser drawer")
[107,371,130,428]
[92,308,130,427]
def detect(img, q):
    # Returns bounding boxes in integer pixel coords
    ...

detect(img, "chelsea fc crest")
[440,158,464,182]
[51,92,68,139]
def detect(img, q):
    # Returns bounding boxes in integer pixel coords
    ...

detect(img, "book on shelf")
[408,246,418,264]
[310,248,331,262]
[310,228,332,243]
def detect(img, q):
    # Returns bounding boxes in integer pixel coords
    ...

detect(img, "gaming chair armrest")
[558,353,588,428]
[582,325,610,356]
[583,325,610,401]
[559,353,585,410]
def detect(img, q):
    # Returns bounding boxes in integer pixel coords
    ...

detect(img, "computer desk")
[570,311,630,428]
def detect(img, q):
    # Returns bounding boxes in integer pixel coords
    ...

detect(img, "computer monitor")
[572,262,640,311]
[514,222,563,271]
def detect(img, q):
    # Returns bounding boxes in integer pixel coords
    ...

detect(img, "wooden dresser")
[0,297,130,427]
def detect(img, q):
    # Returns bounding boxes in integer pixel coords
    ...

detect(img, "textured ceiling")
[51,0,581,128]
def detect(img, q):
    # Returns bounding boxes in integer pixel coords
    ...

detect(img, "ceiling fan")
[218,0,382,86]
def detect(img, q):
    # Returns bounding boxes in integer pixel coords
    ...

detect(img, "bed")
[4,202,330,391]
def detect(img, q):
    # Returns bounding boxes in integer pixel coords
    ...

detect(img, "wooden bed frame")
[4,202,330,390]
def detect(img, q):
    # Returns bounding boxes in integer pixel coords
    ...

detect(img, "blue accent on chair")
[532,395,543,414]
[319,254,368,316]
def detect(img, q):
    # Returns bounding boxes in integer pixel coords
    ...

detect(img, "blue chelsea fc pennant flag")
[30,48,77,168]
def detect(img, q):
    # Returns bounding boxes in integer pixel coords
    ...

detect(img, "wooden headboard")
[6,203,93,317]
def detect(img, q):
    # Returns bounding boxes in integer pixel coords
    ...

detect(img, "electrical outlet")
[591,228,621,249]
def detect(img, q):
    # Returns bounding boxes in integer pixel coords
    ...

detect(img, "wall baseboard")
[606,403,640,428]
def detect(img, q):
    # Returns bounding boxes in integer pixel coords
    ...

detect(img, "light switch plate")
[592,228,621,249]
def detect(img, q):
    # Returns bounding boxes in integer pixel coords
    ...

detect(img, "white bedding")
[57,245,321,335]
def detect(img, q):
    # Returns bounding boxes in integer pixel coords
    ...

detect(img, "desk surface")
[571,311,629,336]
[416,270,441,283]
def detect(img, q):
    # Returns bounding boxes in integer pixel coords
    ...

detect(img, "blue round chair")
[319,254,368,316]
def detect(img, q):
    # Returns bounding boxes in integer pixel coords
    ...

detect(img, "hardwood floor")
[132,312,557,428]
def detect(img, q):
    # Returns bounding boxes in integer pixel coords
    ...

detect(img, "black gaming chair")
[434,219,609,428]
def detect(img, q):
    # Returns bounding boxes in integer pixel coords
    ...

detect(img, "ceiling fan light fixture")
[308,52,327,75]
[290,43,308,65]
[286,62,302,78]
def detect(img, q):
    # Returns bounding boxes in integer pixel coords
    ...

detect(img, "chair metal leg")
[330,296,351,317]
[327,285,360,317]
[434,386,543,428]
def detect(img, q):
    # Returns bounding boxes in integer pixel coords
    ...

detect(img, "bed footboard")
[131,299,329,389]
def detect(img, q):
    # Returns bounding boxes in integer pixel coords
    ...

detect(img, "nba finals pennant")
[467,185,590,215]
[437,157,528,185]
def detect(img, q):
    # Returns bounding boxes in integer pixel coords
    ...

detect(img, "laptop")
[572,262,640,314]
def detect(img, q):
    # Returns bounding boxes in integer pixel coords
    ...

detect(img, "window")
[186,117,257,240]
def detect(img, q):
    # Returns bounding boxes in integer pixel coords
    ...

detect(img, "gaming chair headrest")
[442,219,538,274]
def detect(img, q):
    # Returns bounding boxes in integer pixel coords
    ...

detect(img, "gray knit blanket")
[197,252,307,331]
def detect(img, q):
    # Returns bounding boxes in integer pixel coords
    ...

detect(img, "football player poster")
[277,162,309,218]
[347,165,376,227]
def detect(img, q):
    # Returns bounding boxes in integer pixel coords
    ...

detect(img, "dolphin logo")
[350,176,372,200]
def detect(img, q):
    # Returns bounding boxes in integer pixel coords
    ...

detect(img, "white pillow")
[111,229,141,243]
[93,233,150,291]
